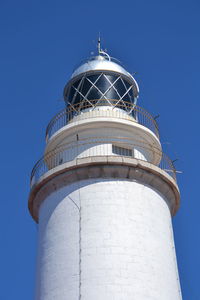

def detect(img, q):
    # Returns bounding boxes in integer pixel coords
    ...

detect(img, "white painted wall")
[36,178,182,300]
[45,111,162,167]
[45,138,154,170]
[46,139,151,169]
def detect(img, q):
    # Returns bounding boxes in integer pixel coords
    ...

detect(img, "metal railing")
[30,137,176,187]
[46,100,159,141]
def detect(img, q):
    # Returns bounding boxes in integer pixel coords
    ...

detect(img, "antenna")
[97,34,111,61]
[98,33,101,54]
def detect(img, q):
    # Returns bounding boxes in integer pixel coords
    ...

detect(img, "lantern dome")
[63,50,139,112]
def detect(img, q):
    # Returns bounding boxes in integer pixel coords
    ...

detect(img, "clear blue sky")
[0,0,199,299]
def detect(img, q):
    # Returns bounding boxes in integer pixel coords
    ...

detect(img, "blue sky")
[0,0,199,299]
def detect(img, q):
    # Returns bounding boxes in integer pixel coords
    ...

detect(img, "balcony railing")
[46,100,159,142]
[30,137,176,187]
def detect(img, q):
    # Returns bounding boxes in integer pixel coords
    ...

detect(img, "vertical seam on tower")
[78,182,82,300]
[67,195,81,300]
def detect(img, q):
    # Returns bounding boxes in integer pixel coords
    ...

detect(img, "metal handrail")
[30,137,176,187]
[45,100,159,141]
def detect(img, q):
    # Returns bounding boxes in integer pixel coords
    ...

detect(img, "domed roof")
[72,55,129,77]
[71,53,139,95]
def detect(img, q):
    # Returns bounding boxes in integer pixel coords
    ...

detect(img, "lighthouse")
[28,42,182,300]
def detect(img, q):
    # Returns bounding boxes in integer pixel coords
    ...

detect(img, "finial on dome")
[97,33,101,55]
[97,34,111,61]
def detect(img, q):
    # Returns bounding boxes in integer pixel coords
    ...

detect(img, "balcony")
[30,137,176,188]
[45,100,159,142]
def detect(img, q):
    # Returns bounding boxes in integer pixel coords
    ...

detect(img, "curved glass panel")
[65,72,134,111]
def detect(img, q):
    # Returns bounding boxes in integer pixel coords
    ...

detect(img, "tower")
[29,44,182,300]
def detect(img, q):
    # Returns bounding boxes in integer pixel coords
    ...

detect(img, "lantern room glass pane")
[65,71,134,109]
[114,78,127,97]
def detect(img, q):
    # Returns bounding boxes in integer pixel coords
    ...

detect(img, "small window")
[112,145,133,157]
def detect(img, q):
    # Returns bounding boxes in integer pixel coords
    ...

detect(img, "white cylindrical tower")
[29,46,182,300]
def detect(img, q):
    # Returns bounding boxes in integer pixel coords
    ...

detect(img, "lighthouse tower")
[29,43,182,300]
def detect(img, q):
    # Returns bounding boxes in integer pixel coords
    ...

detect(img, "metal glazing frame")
[64,70,138,114]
